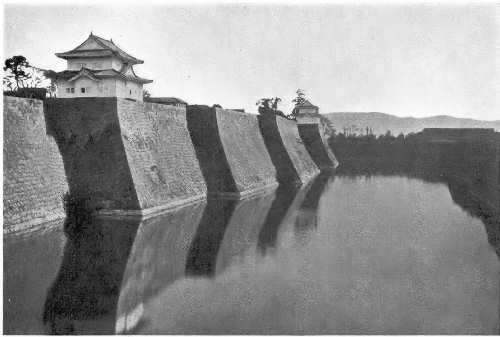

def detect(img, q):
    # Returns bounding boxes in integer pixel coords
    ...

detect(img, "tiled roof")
[56,33,144,64]
[55,67,152,84]
[296,99,318,108]
[292,99,319,115]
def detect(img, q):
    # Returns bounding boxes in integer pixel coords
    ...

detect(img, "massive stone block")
[298,123,339,170]
[258,114,319,185]
[3,96,69,234]
[45,98,206,216]
[187,106,278,196]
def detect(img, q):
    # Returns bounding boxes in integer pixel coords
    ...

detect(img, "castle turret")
[54,33,152,101]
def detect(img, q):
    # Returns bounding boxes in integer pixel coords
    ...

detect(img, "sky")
[3,1,500,120]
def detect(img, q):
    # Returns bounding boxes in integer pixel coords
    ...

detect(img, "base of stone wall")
[208,182,279,199]
[94,193,207,220]
[300,171,321,185]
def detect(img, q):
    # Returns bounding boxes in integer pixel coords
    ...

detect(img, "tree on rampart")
[4,55,53,98]
[4,55,31,90]
[256,97,285,117]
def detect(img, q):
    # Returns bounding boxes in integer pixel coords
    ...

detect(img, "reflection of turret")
[115,202,206,334]
[42,217,140,334]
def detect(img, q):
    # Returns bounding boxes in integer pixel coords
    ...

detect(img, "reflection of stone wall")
[45,98,206,215]
[3,96,68,234]
[259,115,319,185]
[215,192,276,275]
[298,123,339,170]
[187,106,278,196]
[116,202,206,333]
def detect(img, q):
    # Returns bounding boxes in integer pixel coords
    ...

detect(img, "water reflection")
[116,181,326,334]
[257,184,302,254]
[42,217,140,334]
[294,172,335,236]
[336,139,500,258]
[115,202,205,333]
[4,139,499,334]
[185,198,237,277]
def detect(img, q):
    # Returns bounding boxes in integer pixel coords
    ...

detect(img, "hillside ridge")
[324,112,500,135]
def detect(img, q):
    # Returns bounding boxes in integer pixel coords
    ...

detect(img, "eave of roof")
[55,67,152,84]
[55,50,114,59]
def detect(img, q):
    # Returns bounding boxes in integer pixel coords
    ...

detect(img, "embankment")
[258,114,319,185]
[45,98,207,215]
[187,106,278,196]
[298,123,339,170]
[3,96,69,234]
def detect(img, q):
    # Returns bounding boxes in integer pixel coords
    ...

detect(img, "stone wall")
[5,96,334,228]
[187,106,278,196]
[45,97,140,211]
[45,98,206,215]
[259,114,319,185]
[298,123,339,170]
[3,96,69,234]
[116,99,207,213]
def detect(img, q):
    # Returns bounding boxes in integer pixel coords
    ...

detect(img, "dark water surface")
[4,154,500,334]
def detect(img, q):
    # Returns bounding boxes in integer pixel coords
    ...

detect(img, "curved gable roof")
[55,33,144,65]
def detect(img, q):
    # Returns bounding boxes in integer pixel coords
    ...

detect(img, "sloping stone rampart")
[3,96,69,234]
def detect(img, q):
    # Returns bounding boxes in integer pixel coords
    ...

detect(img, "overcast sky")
[4,2,499,120]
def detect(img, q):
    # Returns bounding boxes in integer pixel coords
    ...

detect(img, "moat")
[4,142,499,334]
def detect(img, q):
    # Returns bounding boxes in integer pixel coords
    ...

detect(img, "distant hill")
[324,112,500,136]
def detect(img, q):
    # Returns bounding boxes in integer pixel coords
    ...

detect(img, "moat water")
[4,153,500,334]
